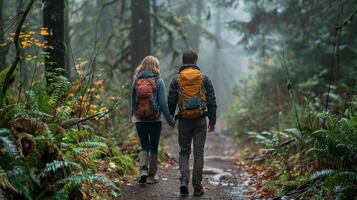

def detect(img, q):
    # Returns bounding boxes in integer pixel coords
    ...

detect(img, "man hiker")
[168,50,217,197]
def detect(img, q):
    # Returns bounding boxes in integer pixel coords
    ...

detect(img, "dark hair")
[182,50,198,64]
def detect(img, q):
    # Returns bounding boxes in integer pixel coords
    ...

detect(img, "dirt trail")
[121,128,253,200]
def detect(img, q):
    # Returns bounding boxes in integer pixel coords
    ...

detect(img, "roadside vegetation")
[225,1,357,199]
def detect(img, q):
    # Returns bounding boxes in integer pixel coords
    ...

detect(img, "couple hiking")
[131,51,217,197]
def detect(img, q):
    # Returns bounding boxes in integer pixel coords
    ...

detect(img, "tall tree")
[152,0,158,48]
[43,0,65,84]
[131,0,151,70]
[0,0,6,71]
[64,0,71,79]
[192,0,204,51]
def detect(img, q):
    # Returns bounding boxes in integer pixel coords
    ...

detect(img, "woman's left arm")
[131,80,136,116]
[157,79,174,126]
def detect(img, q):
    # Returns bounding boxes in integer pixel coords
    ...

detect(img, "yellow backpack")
[177,68,207,119]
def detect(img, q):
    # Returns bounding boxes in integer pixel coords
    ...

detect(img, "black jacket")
[167,64,217,125]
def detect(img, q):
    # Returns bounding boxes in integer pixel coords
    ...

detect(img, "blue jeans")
[135,122,162,155]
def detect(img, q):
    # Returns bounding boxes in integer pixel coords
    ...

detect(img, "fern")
[57,174,119,193]
[26,86,52,115]
[86,149,108,159]
[24,138,47,167]
[0,128,11,137]
[0,136,20,159]
[48,75,71,106]
[39,160,84,178]
[112,155,135,175]
[53,182,79,200]
[327,171,357,183]
[4,164,33,200]
[0,104,28,127]
[0,166,17,192]
[78,141,108,149]
[309,169,336,181]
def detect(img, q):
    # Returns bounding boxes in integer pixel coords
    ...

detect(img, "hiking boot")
[180,186,189,197]
[146,175,159,184]
[139,166,148,184]
[193,188,204,197]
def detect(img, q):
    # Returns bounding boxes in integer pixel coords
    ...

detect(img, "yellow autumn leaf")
[109,162,117,169]
[88,109,97,116]
[75,61,88,69]
[40,28,49,36]
[25,55,33,61]
[99,107,108,112]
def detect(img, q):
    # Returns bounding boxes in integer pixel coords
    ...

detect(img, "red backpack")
[134,77,160,120]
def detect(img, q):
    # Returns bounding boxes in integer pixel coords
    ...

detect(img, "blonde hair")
[135,56,160,77]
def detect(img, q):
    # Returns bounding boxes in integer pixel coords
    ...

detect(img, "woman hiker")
[131,56,175,184]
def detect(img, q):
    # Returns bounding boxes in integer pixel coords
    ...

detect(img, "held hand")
[169,115,176,128]
[170,120,175,128]
[208,124,215,132]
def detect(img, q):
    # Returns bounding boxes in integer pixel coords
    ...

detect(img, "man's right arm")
[203,76,217,126]
[168,77,178,116]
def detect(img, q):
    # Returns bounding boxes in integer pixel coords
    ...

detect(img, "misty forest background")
[0,0,357,199]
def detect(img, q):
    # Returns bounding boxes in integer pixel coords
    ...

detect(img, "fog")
[160,1,251,115]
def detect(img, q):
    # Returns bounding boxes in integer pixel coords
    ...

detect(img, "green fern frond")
[284,128,302,139]
[112,155,135,175]
[0,166,17,192]
[91,135,108,142]
[0,136,20,159]
[78,141,108,149]
[86,149,107,159]
[58,174,119,191]
[309,169,336,181]
[27,83,54,114]
[5,165,32,200]
[39,160,84,178]
[0,128,11,137]
[24,139,47,167]
[53,182,79,200]
[48,75,71,104]
[328,171,357,183]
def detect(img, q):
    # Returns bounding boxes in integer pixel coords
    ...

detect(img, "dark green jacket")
[167,64,217,125]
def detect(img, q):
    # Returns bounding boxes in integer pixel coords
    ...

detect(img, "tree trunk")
[152,0,157,48]
[0,0,6,71]
[43,0,65,84]
[131,0,151,71]
[192,0,204,51]
[64,0,71,79]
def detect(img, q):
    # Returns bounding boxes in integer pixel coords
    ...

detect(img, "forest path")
[121,126,254,200]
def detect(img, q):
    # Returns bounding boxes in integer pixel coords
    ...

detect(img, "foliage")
[226,0,357,199]
[0,67,137,199]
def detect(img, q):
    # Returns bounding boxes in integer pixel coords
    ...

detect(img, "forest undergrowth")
[224,1,357,199]
[0,63,144,199]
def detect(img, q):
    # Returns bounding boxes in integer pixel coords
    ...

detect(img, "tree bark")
[64,0,71,79]
[43,0,66,84]
[0,0,6,71]
[131,0,151,71]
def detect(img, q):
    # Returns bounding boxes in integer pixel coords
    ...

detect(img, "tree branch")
[1,0,35,104]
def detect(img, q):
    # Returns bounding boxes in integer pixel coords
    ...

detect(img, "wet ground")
[121,129,254,200]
